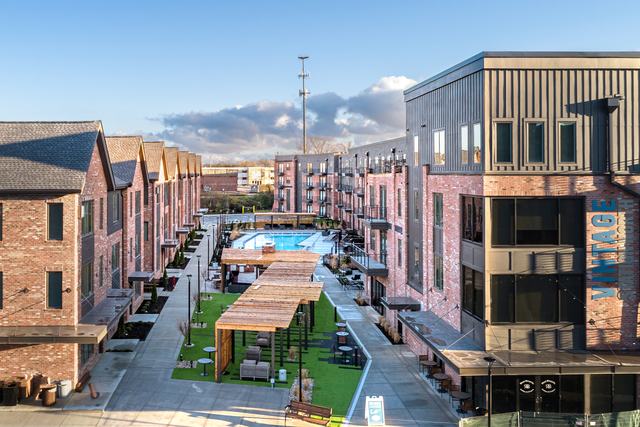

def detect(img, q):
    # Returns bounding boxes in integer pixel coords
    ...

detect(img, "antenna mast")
[298,55,310,154]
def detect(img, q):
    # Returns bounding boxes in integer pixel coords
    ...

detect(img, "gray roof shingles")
[0,121,102,192]
[105,136,142,185]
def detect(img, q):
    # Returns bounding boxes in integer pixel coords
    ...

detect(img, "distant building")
[203,166,274,188]
[201,172,239,193]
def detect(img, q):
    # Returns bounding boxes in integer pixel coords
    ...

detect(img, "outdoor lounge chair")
[246,346,262,361]
[256,331,271,347]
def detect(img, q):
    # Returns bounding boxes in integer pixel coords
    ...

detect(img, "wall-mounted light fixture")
[65,287,72,294]
[22,288,29,294]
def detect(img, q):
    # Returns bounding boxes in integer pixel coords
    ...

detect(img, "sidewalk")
[316,265,459,427]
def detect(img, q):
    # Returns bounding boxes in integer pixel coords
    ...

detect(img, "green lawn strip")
[171,292,361,425]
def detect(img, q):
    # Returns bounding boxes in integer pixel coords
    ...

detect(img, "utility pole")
[298,56,310,154]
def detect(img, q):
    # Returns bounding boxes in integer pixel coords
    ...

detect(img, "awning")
[381,296,420,311]
[399,310,640,376]
[127,271,155,282]
[162,239,179,249]
[176,228,189,235]
[0,289,133,344]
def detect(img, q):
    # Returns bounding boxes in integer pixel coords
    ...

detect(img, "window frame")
[462,266,484,320]
[81,262,93,300]
[524,119,546,165]
[461,195,483,245]
[112,193,119,223]
[414,190,419,221]
[413,134,419,166]
[81,200,93,236]
[434,254,444,291]
[472,122,482,164]
[433,193,443,227]
[135,191,141,214]
[397,239,402,267]
[461,124,469,164]
[99,198,103,230]
[493,119,515,164]
[433,129,445,165]
[47,203,64,241]
[397,188,401,217]
[557,120,578,164]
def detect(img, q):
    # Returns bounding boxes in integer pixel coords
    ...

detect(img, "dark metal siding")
[107,191,123,235]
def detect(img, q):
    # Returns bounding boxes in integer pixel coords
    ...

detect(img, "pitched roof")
[195,155,202,176]
[0,121,112,193]
[105,136,142,186]
[165,147,179,180]
[143,141,164,181]
[178,151,188,177]
[188,153,196,176]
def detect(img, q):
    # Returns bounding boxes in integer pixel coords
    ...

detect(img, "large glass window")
[414,247,420,278]
[99,256,103,287]
[462,196,483,244]
[491,274,584,324]
[463,266,483,319]
[112,243,120,270]
[135,191,141,214]
[473,123,482,163]
[495,122,512,163]
[46,272,63,309]
[81,262,93,299]
[433,129,445,164]
[491,198,583,246]
[434,255,443,290]
[461,125,469,164]
[560,123,576,163]
[81,201,93,235]
[527,122,544,163]
[414,135,419,166]
[397,188,401,217]
[591,374,637,413]
[434,193,443,227]
[80,344,92,365]
[48,203,63,240]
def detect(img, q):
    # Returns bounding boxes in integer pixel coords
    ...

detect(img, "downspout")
[606,96,640,198]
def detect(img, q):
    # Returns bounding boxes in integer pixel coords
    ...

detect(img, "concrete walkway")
[316,265,458,427]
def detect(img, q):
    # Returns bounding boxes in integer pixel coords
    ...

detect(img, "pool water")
[242,233,312,250]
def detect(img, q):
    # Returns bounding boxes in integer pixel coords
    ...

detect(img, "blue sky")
[1,0,638,161]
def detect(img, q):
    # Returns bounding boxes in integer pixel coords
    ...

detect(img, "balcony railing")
[277,183,285,188]
[354,205,364,217]
[317,183,331,190]
[277,170,285,176]
[354,187,364,197]
[276,195,285,201]
[304,183,315,189]
[365,205,388,221]
[341,168,353,177]
[303,168,315,175]
[341,184,352,194]
[355,167,366,177]
[352,246,388,269]
[342,203,352,212]
[304,196,314,203]
[317,168,328,176]
[314,198,329,204]
[370,159,406,175]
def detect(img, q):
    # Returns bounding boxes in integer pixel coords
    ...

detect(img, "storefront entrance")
[517,376,560,413]
[492,375,584,414]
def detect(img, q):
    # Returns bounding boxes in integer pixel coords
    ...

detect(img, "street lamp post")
[297,311,304,403]
[207,234,211,266]
[186,274,193,348]
[196,255,203,314]
[484,356,496,427]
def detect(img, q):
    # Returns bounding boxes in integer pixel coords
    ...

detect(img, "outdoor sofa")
[239,359,270,381]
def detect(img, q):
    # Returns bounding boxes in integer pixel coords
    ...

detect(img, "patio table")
[450,391,471,407]
[338,346,353,363]
[203,347,216,359]
[198,358,213,376]
[420,360,437,374]
[433,373,451,393]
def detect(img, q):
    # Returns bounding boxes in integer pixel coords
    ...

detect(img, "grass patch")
[171,292,361,426]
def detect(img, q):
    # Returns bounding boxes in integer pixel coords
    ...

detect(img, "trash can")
[42,385,57,407]
[279,369,287,381]
[2,383,18,406]
[58,380,72,399]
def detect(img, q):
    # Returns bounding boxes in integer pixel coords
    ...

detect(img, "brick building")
[201,172,238,193]
[275,52,640,415]
[0,123,203,385]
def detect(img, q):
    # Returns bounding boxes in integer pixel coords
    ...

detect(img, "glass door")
[517,375,560,413]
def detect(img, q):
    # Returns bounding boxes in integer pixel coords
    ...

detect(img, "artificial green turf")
[171,291,362,426]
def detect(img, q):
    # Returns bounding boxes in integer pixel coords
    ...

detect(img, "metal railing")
[351,246,387,268]
[354,205,364,217]
[341,184,352,193]
[341,168,353,176]
[354,186,364,195]
[317,183,331,190]
[460,410,640,427]
[342,202,352,211]
[355,167,366,176]
[365,205,388,221]
[370,158,406,175]
[303,168,315,175]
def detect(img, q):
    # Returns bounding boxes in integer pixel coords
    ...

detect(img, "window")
[48,203,63,240]
[473,123,482,163]
[135,233,140,256]
[99,198,103,230]
[306,176,312,187]
[99,256,103,287]
[397,188,401,217]
[491,198,584,246]
[112,193,119,222]
[560,123,576,163]
[0,272,2,309]
[164,183,170,206]
[495,122,512,163]
[144,222,149,241]
[370,231,376,252]
[112,243,120,270]
[434,193,443,227]
[414,247,420,278]
[279,164,283,173]
[129,192,133,217]
[414,190,419,220]
[462,196,483,244]
[307,204,313,213]
[591,374,637,414]
[130,238,133,262]
[306,190,312,200]
[81,201,93,235]
[369,185,375,209]
[286,163,290,170]
[81,262,93,299]
[307,163,312,173]
[135,281,141,299]
[414,135,419,166]
[135,191,141,214]
[433,129,445,164]
[490,274,584,323]
[398,239,402,267]
[461,125,469,163]
[80,344,92,365]
[434,255,443,290]
[144,185,148,206]
[527,122,544,163]
[462,266,483,319]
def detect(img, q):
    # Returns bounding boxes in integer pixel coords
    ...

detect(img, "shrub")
[151,284,158,303]
[162,269,168,286]
[115,315,126,338]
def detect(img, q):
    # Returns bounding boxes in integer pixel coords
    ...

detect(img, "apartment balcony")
[277,183,285,189]
[317,183,331,190]
[342,203,352,213]
[184,222,196,228]
[303,168,315,175]
[351,246,388,277]
[341,168,353,177]
[354,205,364,218]
[238,172,249,178]
[315,198,330,204]
[176,228,189,235]
[317,168,328,176]
[355,167,366,177]
[277,171,285,176]
[354,187,364,197]
[336,200,344,208]
[304,183,315,189]
[276,195,285,201]
[161,239,179,249]
[304,197,314,203]
[341,184,352,194]
[362,205,390,230]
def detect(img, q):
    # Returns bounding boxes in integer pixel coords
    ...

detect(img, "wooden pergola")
[254,212,316,229]
[215,249,323,381]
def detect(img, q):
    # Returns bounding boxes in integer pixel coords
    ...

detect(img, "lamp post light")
[196,255,203,314]
[207,234,211,266]
[484,356,496,427]
[186,274,194,348]
[297,311,304,403]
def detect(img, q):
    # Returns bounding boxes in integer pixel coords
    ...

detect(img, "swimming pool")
[241,233,313,251]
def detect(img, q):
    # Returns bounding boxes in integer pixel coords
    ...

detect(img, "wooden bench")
[284,401,332,426]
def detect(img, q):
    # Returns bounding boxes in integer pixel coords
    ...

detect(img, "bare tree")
[338,139,355,153]
[296,135,339,154]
